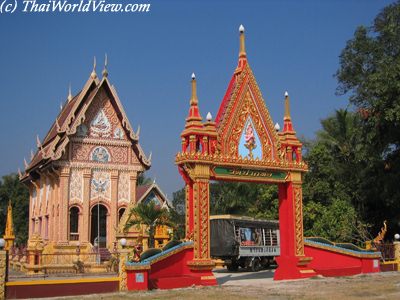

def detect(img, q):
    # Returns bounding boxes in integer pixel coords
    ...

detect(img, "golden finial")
[30,149,34,160]
[239,24,246,58]
[60,102,63,111]
[148,151,152,162]
[36,134,42,148]
[284,91,291,120]
[68,83,72,102]
[136,125,141,138]
[102,53,108,78]
[24,157,29,169]
[18,168,22,178]
[91,56,97,79]
[55,116,61,131]
[190,73,198,106]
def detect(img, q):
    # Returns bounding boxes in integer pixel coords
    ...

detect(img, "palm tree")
[124,201,174,248]
[316,109,366,216]
[317,109,362,163]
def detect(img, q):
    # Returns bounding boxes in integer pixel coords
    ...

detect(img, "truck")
[210,215,280,272]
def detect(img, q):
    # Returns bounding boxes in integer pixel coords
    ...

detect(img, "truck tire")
[250,258,261,272]
[227,261,239,271]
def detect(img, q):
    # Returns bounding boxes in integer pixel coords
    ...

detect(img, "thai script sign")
[239,246,280,256]
[214,167,286,181]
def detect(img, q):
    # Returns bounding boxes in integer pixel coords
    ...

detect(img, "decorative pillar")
[59,167,70,244]
[82,169,91,243]
[3,200,15,251]
[185,184,193,238]
[48,180,54,242]
[54,179,60,242]
[274,172,315,280]
[0,250,5,300]
[186,164,214,270]
[129,173,137,204]
[118,248,130,291]
[28,188,33,238]
[110,171,119,247]
[189,135,197,153]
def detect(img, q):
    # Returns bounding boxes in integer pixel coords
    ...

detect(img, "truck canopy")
[210,215,279,258]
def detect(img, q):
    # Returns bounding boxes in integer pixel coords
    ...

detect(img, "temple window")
[69,206,80,241]
[38,217,42,236]
[118,207,126,222]
[292,149,297,162]
[44,216,49,240]
[31,218,35,235]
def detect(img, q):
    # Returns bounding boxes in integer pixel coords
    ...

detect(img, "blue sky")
[0,0,395,197]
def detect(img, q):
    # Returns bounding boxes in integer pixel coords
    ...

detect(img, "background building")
[20,61,152,250]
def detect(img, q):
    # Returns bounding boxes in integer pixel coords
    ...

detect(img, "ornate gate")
[176,25,316,280]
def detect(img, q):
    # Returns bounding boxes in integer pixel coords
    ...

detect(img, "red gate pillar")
[274,173,316,280]
[184,164,217,285]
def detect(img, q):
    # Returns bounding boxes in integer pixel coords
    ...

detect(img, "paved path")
[213,268,275,286]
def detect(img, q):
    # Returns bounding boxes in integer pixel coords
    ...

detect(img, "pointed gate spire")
[186,73,202,124]
[239,24,246,58]
[236,24,248,71]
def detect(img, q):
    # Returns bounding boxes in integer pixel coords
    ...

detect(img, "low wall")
[304,239,381,277]
[5,277,119,299]
[125,242,217,290]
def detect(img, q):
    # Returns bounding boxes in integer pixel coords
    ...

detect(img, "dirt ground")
[37,270,400,300]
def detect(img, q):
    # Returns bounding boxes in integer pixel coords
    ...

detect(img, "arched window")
[118,207,126,222]
[69,206,80,241]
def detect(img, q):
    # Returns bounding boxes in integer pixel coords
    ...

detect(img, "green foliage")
[137,172,153,186]
[210,182,254,215]
[210,181,278,220]
[0,174,29,245]
[124,201,174,248]
[170,188,185,240]
[303,110,365,207]
[302,109,371,243]
[303,199,360,243]
[336,1,400,236]
[247,185,279,220]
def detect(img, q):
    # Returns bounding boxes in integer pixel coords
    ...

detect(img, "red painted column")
[186,183,194,238]
[274,180,316,280]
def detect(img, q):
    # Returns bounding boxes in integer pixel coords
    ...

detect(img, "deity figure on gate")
[244,122,257,159]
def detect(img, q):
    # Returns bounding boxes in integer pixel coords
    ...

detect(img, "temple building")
[20,59,156,250]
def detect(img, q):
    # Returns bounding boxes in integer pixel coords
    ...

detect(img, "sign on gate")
[239,246,280,256]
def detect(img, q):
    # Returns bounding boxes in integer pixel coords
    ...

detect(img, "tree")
[136,172,153,186]
[247,185,279,220]
[305,110,367,211]
[302,110,372,243]
[0,174,29,245]
[124,201,175,248]
[303,199,366,243]
[336,1,400,236]
[210,182,255,215]
[170,188,185,240]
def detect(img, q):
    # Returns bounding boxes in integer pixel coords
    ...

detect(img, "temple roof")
[21,67,151,181]
[136,182,170,209]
